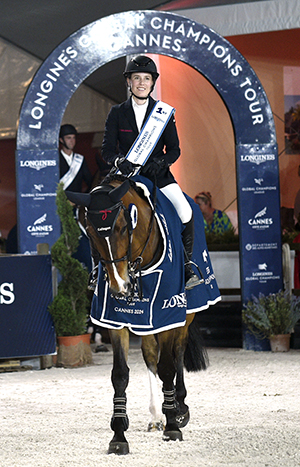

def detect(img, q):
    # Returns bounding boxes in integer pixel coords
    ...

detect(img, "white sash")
[117,100,175,173]
[60,153,84,189]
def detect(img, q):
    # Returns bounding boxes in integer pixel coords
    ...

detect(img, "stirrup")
[185,274,203,290]
[87,279,97,291]
[88,266,98,291]
[184,261,204,290]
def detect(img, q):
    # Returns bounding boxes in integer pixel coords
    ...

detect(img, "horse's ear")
[109,180,130,203]
[65,191,91,207]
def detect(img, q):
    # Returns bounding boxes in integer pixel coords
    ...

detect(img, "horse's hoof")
[176,409,190,428]
[95,344,109,353]
[108,441,129,455]
[147,420,164,432]
[163,430,183,442]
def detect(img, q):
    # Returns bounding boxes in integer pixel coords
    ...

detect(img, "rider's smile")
[127,72,153,103]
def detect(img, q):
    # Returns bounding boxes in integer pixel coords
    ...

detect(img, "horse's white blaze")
[105,237,128,292]
[148,369,164,423]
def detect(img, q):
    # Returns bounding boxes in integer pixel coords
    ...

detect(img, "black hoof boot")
[163,429,183,441]
[108,440,129,455]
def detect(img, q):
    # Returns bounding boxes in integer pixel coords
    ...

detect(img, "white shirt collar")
[61,149,73,166]
[132,97,148,132]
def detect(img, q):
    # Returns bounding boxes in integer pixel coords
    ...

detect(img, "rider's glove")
[114,156,136,176]
[143,157,166,177]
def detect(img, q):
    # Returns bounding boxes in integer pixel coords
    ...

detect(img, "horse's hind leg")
[157,331,182,442]
[174,315,195,428]
[141,335,164,432]
[175,351,190,428]
[108,329,130,455]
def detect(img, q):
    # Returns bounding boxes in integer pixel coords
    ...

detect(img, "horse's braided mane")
[101,173,147,200]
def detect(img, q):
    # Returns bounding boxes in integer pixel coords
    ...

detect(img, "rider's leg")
[87,236,101,291]
[160,183,202,290]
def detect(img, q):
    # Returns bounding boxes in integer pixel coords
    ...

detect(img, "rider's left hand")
[143,158,166,177]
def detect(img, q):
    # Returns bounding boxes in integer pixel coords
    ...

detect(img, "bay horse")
[66,174,208,455]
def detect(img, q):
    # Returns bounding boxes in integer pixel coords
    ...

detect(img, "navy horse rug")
[91,175,221,335]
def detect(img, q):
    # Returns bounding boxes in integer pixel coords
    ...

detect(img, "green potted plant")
[48,183,92,367]
[205,228,239,251]
[242,291,300,352]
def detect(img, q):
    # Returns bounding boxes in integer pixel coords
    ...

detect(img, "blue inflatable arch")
[16,10,283,303]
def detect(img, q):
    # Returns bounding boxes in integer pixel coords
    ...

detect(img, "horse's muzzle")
[110,280,133,299]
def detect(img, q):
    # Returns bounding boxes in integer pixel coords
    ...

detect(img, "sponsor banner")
[16,149,60,254]
[236,144,283,301]
[0,255,55,358]
[17,11,276,151]
[124,101,175,168]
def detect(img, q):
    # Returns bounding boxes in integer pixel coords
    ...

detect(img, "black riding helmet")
[123,56,159,97]
[59,124,77,139]
[123,55,159,80]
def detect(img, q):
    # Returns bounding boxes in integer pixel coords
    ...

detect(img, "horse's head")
[66,179,139,298]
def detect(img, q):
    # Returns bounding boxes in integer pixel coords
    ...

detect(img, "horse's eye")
[120,225,127,236]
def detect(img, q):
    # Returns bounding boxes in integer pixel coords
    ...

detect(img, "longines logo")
[248,206,273,229]
[20,160,56,171]
[240,154,275,165]
[245,262,279,283]
[162,292,186,309]
[27,213,53,236]
[0,282,15,304]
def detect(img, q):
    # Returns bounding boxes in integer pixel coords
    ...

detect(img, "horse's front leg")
[108,329,130,455]
[157,330,182,442]
[141,335,164,432]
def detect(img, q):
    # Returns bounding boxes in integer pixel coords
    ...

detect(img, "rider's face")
[127,72,153,100]
[60,134,76,151]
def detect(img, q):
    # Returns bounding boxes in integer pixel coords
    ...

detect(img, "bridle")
[86,188,157,299]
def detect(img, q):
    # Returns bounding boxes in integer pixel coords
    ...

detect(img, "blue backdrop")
[0,255,56,358]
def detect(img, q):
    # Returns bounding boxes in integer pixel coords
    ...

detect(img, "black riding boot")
[88,240,100,291]
[182,215,203,290]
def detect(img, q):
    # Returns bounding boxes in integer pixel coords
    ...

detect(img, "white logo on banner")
[34,214,47,225]
[240,154,275,165]
[162,293,186,309]
[245,243,278,251]
[248,207,273,229]
[20,160,56,171]
[27,213,53,236]
[0,282,15,304]
[245,262,280,283]
[254,178,263,185]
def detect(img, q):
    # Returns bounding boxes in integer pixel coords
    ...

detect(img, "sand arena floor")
[1,345,300,467]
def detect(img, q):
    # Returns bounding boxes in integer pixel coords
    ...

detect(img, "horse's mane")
[101,173,148,201]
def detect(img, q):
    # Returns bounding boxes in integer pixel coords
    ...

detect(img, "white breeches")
[160,183,192,224]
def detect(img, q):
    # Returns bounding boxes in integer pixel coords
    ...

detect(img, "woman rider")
[101,55,201,290]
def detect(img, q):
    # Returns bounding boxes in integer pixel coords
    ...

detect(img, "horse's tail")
[184,316,209,372]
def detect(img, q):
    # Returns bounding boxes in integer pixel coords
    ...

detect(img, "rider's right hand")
[115,157,136,176]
